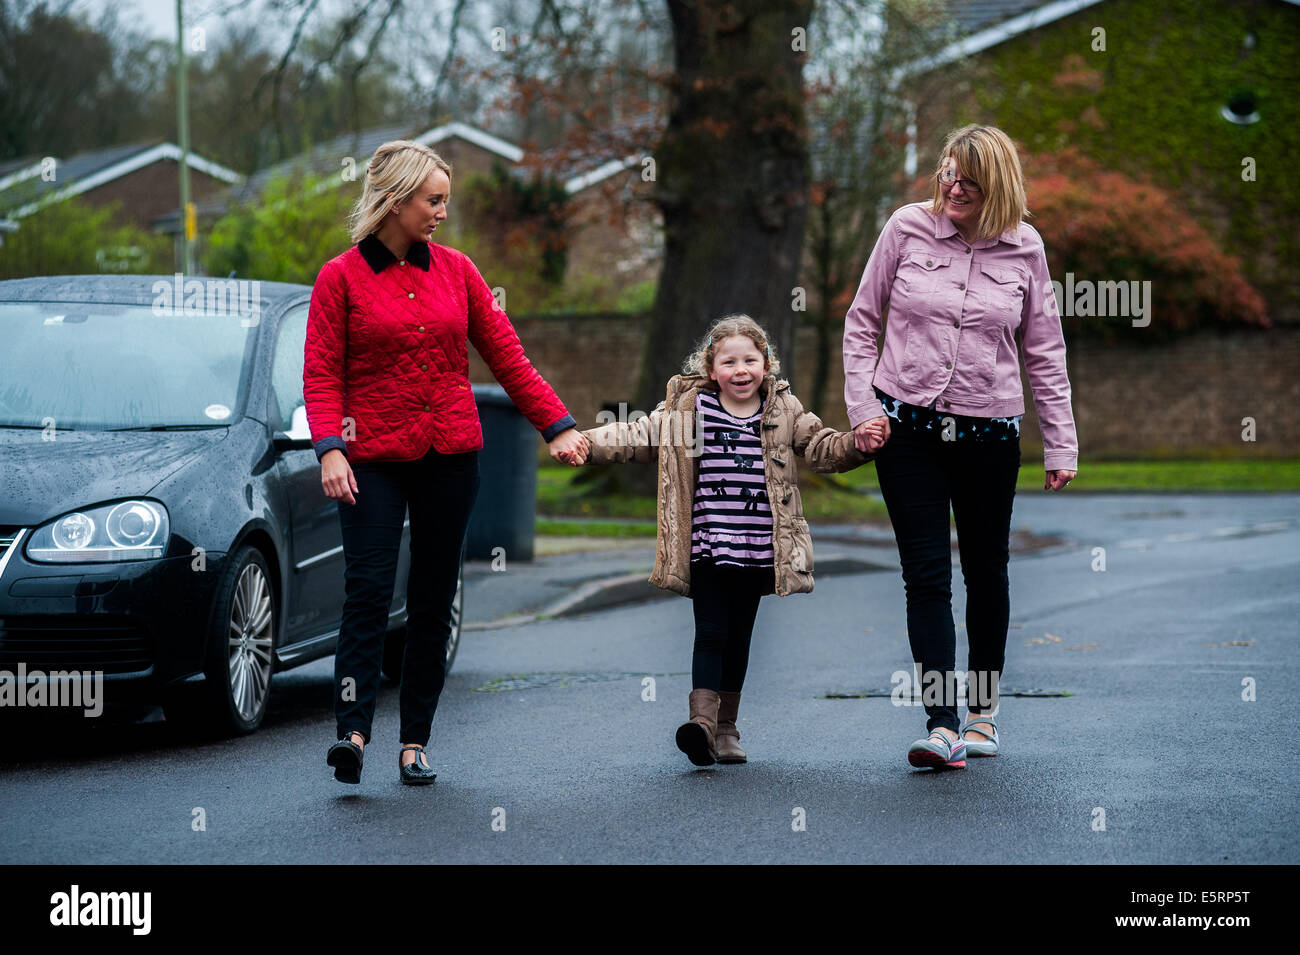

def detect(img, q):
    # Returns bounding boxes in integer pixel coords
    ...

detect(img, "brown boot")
[715,690,747,764]
[675,689,720,766]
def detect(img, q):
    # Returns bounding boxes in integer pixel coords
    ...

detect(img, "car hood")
[0,427,230,526]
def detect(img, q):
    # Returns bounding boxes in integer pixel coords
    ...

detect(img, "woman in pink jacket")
[842,125,1078,770]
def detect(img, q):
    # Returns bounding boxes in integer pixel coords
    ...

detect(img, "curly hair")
[681,314,781,377]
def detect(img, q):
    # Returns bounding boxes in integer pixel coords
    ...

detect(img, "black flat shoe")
[327,731,365,784]
[399,744,437,785]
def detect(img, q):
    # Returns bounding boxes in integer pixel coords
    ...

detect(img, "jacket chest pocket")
[896,253,954,297]
[975,264,1025,318]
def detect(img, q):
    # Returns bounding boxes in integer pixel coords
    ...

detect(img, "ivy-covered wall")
[912,0,1300,322]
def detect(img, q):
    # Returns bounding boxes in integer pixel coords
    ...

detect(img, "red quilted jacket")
[303,237,575,462]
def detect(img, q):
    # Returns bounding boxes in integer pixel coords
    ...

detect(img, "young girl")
[567,315,880,766]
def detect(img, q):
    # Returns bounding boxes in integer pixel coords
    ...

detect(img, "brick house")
[0,142,239,262]
[895,0,1300,322]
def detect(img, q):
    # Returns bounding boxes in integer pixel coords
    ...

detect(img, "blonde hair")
[928,124,1028,241]
[682,314,781,377]
[348,140,453,243]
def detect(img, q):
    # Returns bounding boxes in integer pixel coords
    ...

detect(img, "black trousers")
[690,559,774,692]
[333,447,479,746]
[873,426,1020,733]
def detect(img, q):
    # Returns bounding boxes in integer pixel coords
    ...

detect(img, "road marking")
[1252,520,1292,532]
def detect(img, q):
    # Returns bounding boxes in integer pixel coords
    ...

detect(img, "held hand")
[321,448,358,505]
[549,427,590,467]
[854,416,890,453]
[1045,468,1077,491]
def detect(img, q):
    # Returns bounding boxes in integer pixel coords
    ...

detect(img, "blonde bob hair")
[682,314,781,378]
[348,140,452,243]
[928,124,1028,242]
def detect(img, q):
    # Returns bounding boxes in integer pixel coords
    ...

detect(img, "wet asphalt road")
[1,493,1295,864]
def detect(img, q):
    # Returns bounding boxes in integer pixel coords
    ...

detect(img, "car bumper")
[0,541,227,699]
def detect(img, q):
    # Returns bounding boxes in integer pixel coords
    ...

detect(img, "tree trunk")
[637,0,814,415]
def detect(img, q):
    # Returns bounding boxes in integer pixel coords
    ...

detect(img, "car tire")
[381,556,463,682]
[186,545,277,736]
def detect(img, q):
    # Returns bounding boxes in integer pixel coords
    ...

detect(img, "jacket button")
[945,361,953,369]
[424,405,431,412]
[421,364,427,371]
[399,260,406,266]
[926,259,933,267]
[418,326,425,332]
[959,283,966,290]
[953,320,960,327]
[943,401,951,408]
[408,292,415,299]
[965,247,971,254]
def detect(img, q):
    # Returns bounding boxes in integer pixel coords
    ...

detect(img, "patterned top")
[690,391,774,567]
[874,387,1021,441]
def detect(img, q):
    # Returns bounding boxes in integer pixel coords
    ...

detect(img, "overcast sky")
[79,0,278,41]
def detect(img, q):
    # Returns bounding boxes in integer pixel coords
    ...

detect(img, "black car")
[0,275,462,734]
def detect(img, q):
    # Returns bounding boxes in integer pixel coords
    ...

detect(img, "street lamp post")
[176,0,195,275]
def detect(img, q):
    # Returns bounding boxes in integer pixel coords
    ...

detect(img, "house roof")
[0,142,241,219]
[938,0,1053,34]
[514,112,664,195]
[900,0,1300,78]
[153,120,525,231]
[898,0,1107,78]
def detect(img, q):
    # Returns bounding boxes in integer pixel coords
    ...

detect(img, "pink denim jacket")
[843,202,1078,472]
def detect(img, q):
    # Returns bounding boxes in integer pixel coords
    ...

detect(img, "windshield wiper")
[105,424,228,431]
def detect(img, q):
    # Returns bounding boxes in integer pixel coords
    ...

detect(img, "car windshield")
[0,301,257,429]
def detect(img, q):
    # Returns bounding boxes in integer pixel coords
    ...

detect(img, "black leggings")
[873,426,1020,733]
[690,560,774,692]
[333,447,479,746]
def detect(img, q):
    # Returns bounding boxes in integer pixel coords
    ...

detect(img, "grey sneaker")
[960,714,999,757]
[907,730,966,769]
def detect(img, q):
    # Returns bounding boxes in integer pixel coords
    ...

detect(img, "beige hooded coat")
[583,374,873,597]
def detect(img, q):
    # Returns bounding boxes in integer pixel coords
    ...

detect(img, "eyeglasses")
[938,168,982,194]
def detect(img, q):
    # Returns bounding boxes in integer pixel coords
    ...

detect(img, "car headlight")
[26,501,170,562]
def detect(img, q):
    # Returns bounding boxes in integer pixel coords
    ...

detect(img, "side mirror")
[273,404,314,452]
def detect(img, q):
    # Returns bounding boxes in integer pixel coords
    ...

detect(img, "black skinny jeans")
[690,559,775,692]
[333,447,479,747]
[873,425,1020,733]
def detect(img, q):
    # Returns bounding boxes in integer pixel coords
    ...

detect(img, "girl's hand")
[549,427,590,467]
[1045,469,1076,491]
[854,416,889,453]
[321,448,358,505]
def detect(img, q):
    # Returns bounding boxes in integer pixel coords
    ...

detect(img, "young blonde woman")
[304,140,589,785]
[842,124,1078,770]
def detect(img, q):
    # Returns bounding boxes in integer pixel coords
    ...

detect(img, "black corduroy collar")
[358,234,431,273]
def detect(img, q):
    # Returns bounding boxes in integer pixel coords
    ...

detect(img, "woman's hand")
[1045,469,1076,491]
[549,427,590,466]
[854,416,890,453]
[321,448,359,505]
